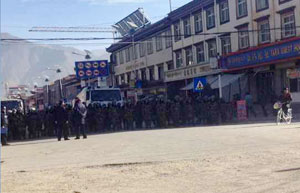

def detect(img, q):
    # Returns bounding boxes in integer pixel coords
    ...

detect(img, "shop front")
[220,37,300,103]
[164,62,221,99]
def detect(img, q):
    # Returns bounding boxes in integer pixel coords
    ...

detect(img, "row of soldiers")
[2,96,235,142]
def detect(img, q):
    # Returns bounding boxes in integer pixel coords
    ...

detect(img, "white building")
[108,0,300,101]
[107,18,173,99]
[166,0,300,101]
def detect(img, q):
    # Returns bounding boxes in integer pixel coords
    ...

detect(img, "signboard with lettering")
[287,68,300,79]
[75,60,109,80]
[237,100,248,121]
[193,77,207,92]
[165,63,213,82]
[220,37,300,70]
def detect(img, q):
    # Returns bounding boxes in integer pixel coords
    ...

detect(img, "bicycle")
[274,102,292,125]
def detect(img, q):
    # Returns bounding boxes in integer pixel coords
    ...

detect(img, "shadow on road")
[275,167,300,173]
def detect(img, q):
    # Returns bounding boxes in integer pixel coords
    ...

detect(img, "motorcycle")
[273,102,292,125]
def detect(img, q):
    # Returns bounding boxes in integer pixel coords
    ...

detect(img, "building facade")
[107,18,173,101]
[107,0,300,102]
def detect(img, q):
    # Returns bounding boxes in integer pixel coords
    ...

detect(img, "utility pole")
[169,0,172,12]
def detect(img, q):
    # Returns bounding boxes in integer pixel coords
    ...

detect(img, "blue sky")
[1,0,188,50]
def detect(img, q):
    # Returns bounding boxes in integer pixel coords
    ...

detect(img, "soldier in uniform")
[157,100,167,128]
[134,102,143,129]
[54,101,70,141]
[142,101,152,129]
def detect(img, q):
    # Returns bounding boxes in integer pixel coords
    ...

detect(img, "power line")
[2,25,300,41]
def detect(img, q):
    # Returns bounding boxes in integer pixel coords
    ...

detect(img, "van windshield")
[1,100,22,111]
[91,90,121,102]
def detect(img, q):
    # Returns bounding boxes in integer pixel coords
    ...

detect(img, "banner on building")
[220,37,300,70]
[237,100,248,121]
[75,60,109,80]
[193,77,207,92]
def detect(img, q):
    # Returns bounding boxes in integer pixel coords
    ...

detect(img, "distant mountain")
[0,33,109,95]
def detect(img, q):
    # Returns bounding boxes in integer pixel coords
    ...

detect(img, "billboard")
[75,60,109,80]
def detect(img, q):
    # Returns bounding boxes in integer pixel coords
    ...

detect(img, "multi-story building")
[107,18,173,100]
[108,0,300,102]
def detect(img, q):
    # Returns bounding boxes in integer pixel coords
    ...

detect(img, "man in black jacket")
[54,101,70,141]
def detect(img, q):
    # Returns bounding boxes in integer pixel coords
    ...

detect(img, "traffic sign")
[193,77,207,92]
[75,60,109,80]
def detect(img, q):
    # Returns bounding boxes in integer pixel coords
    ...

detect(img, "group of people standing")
[2,89,290,144]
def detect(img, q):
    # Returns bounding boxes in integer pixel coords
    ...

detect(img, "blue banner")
[220,38,300,70]
[75,60,109,79]
[194,77,207,92]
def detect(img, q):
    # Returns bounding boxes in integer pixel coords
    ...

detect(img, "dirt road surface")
[2,123,300,193]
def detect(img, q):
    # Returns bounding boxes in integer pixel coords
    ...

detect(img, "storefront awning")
[210,74,244,89]
[180,74,244,90]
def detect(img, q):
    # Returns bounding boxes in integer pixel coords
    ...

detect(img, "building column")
[146,68,150,80]
[154,65,159,80]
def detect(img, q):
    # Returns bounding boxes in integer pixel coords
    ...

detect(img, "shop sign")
[165,64,211,82]
[287,68,300,79]
[125,62,146,72]
[220,37,300,70]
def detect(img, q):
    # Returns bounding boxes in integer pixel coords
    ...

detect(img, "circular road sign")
[78,63,84,69]
[86,70,92,77]
[93,62,99,68]
[100,61,107,68]
[85,62,92,69]
[78,70,85,77]
[94,70,100,76]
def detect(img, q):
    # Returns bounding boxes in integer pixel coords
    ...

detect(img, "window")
[183,17,192,37]
[119,51,124,64]
[158,65,164,80]
[238,26,249,49]
[279,0,292,4]
[127,73,131,83]
[167,61,174,70]
[220,35,231,55]
[156,35,163,51]
[185,47,193,66]
[147,38,153,55]
[165,30,172,48]
[139,42,146,57]
[196,43,205,63]
[256,0,268,11]
[206,6,215,29]
[194,11,203,33]
[281,11,296,39]
[121,74,125,84]
[220,0,230,24]
[175,50,183,68]
[125,47,131,62]
[237,0,247,18]
[141,69,147,81]
[149,67,154,81]
[115,76,119,86]
[207,39,217,57]
[174,22,181,42]
[258,20,270,44]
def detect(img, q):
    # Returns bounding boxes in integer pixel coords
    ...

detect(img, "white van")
[77,87,123,107]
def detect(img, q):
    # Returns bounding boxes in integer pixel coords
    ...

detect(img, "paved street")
[2,122,300,193]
